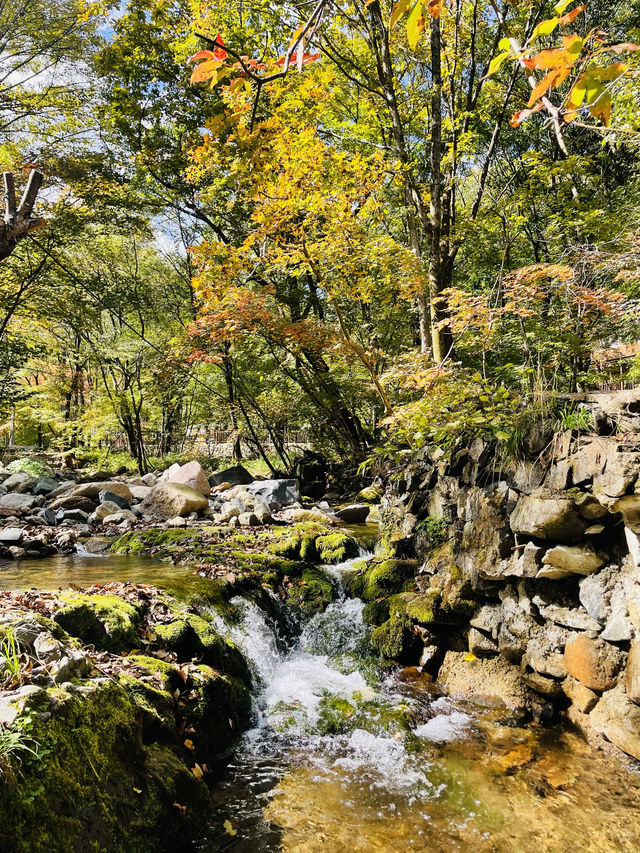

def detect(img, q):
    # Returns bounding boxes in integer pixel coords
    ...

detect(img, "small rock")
[562,675,599,713]
[209,464,253,487]
[0,526,24,544]
[103,510,137,525]
[32,477,58,496]
[37,508,58,526]
[238,512,259,527]
[166,516,187,528]
[89,501,124,523]
[538,544,605,579]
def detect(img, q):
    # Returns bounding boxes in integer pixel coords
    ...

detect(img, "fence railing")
[98,428,313,456]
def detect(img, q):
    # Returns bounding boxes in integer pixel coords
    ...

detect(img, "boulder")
[73,481,132,502]
[537,544,605,579]
[438,650,539,714]
[589,683,640,760]
[280,507,336,525]
[0,493,35,511]
[166,461,210,497]
[32,477,57,496]
[140,482,209,519]
[335,504,371,524]
[98,490,130,509]
[245,478,300,508]
[3,472,35,493]
[564,633,623,691]
[209,465,253,487]
[509,491,586,542]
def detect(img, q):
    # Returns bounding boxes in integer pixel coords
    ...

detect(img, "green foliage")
[0,628,22,684]
[415,516,448,547]
[554,405,595,432]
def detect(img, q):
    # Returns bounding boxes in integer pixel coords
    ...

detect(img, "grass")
[0,728,39,779]
[0,628,22,684]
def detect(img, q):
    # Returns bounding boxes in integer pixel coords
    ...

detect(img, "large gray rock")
[140,482,208,519]
[166,460,210,497]
[538,544,606,579]
[245,478,300,508]
[510,491,587,542]
[459,483,515,581]
[0,493,35,511]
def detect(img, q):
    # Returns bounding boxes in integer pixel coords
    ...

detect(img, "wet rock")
[53,592,142,653]
[335,504,370,524]
[141,482,209,519]
[0,493,35,511]
[438,650,540,714]
[562,676,598,713]
[538,544,605,579]
[8,545,25,558]
[246,478,300,508]
[166,460,211,497]
[510,491,586,542]
[98,489,130,509]
[564,633,623,691]
[589,683,640,760]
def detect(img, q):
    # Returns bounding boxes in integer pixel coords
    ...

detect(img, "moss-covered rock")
[284,566,334,615]
[371,611,421,663]
[316,532,359,565]
[154,614,250,683]
[316,692,415,737]
[53,593,142,652]
[349,558,418,602]
[186,665,252,761]
[362,598,391,627]
[0,682,210,853]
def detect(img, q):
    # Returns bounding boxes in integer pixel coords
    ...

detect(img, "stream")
[3,549,640,851]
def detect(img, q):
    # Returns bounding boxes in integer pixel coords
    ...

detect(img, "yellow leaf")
[184,738,195,750]
[531,17,559,42]
[554,0,574,12]
[407,0,426,50]
[223,819,238,836]
[133,787,142,794]
[487,51,509,77]
[192,763,204,779]
[464,652,477,661]
[390,0,412,27]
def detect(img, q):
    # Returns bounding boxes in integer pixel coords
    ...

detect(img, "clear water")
[3,550,640,851]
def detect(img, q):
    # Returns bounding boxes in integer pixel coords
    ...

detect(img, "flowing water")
[3,549,640,851]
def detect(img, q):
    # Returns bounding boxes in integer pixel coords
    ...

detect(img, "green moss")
[118,672,176,739]
[316,692,415,737]
[361,598,391,626]
[186,666,252,761]
[404,589,442,625]
[111,527,204,555]
[371,611,420,663]
[53,593,142,652]
[0,682,209,853]
[315,532,359,565]
[154,615,250,683]
[284,566,334,615]
[349,558,418,602]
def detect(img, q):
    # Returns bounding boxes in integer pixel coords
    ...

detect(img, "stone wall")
[376,428,640,763]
